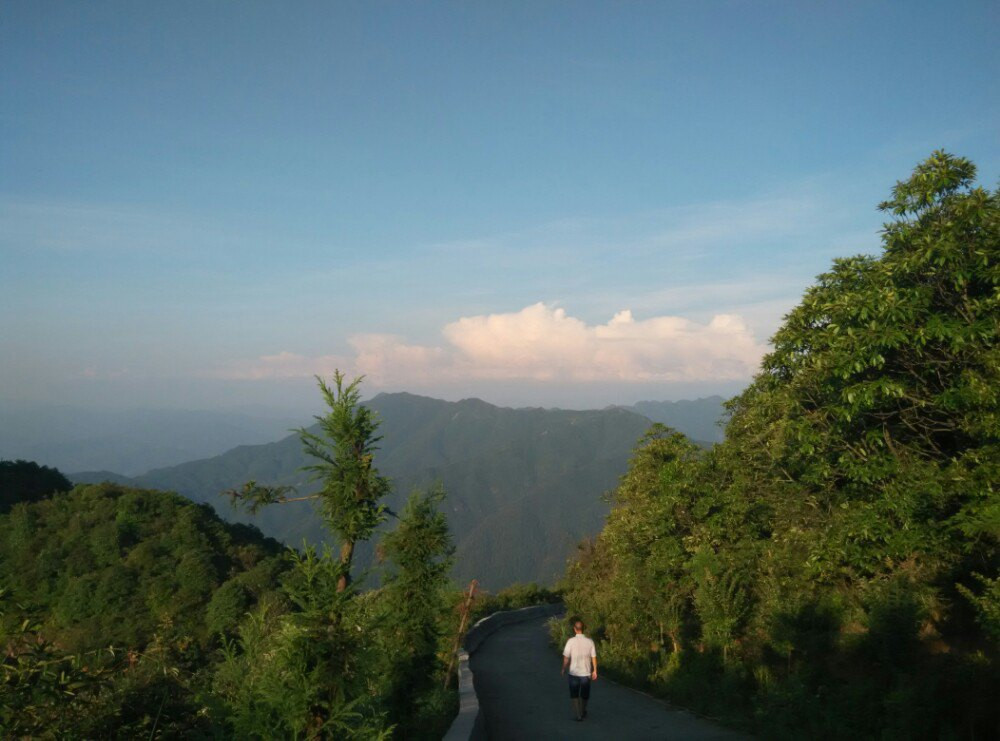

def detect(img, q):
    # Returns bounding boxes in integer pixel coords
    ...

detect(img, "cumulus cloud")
[350,334,449,384]
[211,303,767,386]
[440,303,763,382]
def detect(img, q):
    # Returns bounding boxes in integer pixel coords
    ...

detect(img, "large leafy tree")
[564,152,999,738]
[593,426,702,657]
[728,150,998,589]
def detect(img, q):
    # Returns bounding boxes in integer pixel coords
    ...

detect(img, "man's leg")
[580,676,590,719]
[568,675,583,721]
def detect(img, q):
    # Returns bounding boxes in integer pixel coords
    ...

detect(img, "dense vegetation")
[0,482,290,736]
[1,484,459,739]
[562,152,999,738]
[211,373,459,737]
[0,458,72,513]
[212,487,457,738]
[469,582,563,624]
[1,482,289,653]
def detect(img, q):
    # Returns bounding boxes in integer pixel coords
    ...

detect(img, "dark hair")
[573,620,584,632]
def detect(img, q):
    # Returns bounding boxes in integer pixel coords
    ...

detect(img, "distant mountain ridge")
[622,396,727,444]
[0,401,300,475]
[68,392,728,588]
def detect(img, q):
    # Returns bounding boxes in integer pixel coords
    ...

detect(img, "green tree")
[227,371,390,592]
[376,486,455,737]
[0,459,71,513]
[598,427,701,657]
[563,152,999,738]
[215,374,460,737]
[728,149,999,591]
[0,482,287,654]
[213,550,392,738]
[206,580,252,637]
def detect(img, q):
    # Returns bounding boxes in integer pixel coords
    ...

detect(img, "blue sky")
[2,1,998,413]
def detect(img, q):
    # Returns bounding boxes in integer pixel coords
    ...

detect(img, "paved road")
[469,615,746,740]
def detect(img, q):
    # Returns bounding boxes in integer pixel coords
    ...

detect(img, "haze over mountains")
[30,393,725,588]
[0,400,300,476]
[623,396,726,444]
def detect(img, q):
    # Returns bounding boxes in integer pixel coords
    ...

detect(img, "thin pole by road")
[468,614,747,740]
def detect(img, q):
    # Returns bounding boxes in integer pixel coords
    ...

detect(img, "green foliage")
[214,375,459,738]
[0,458,71,513]
[214,553,393,738]
[206,580,252,638]
[301,373,392,552]
[226,372,392,592]
[957,572,1000,642]
[213,489,460,739]
[471,582,562,623]
[380,487,455,646]
[0,481,288,653]
[0,589,216,738]
[375,487,457,738]
[563,152,1000,738]
[1,601,112,737]
[212,516,459,738]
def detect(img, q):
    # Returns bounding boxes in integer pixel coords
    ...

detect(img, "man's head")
[573,620,584,634]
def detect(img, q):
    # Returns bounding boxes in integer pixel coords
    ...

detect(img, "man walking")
[561,619,598,721]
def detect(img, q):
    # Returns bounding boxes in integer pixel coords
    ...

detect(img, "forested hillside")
[0,482,289,653]
[562,152,999,738]
[76,394,658,587]
[0,459,71,513]
[0,481,293,736]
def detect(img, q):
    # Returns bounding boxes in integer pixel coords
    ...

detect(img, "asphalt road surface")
[469,615,747,740]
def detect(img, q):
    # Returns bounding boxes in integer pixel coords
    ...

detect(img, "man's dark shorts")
[568,674,591,700]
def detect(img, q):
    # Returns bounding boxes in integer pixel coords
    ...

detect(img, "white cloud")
[350,334,448,383]
[212,302,767,386]
[439,303,764,382]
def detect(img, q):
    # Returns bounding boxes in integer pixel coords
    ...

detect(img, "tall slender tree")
[226,371,390,591]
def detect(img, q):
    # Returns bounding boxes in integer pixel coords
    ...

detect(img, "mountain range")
[64,393,726,588]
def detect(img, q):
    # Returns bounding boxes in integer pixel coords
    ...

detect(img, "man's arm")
[591,656,598,681]
[561,654,570,676]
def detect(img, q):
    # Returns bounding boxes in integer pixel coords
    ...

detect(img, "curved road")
[469,615,746,740]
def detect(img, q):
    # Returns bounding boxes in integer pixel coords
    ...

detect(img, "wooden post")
[445,579,478,689]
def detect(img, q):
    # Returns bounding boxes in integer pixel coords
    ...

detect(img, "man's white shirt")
[563,634,597,677]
